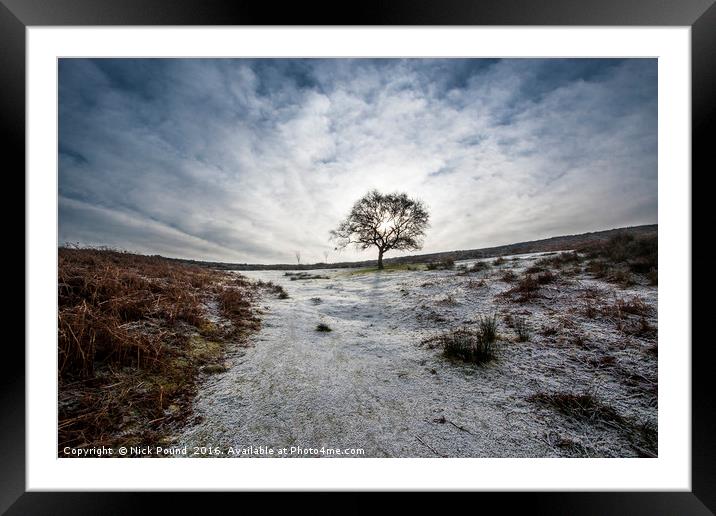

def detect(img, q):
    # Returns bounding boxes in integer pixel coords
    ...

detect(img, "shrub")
[316,323,332,332]
[535,251,581,269]
[505,274,540,301]
[580,233,657,282]
[467,261,491,273]
[608,267,634,287]
[427,258,455,270]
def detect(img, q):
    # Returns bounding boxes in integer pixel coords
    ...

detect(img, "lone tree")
[330,190,430,270]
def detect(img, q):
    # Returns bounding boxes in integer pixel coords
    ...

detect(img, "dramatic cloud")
[59,58,657,264]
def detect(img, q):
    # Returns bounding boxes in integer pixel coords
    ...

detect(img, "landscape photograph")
[58,57,658,458]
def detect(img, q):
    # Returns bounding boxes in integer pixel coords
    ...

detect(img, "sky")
[58,58,657,264]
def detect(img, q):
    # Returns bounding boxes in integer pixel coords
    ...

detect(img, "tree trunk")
[377,248,384,270]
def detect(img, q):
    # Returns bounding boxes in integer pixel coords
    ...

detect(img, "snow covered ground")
[176,252,657,457]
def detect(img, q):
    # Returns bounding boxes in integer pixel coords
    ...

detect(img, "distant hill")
[167,224,657,271]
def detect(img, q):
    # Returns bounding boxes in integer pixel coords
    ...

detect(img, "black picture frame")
[5,0,711,512]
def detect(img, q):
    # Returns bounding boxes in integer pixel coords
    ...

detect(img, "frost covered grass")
[528,391,622,424]
[177,246,657,458]
[528,391,657,457]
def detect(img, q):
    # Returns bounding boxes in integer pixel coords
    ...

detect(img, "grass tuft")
[478,313,498,344]
[439,314,499,364]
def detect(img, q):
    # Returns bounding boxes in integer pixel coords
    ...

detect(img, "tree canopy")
[330,190,430,269]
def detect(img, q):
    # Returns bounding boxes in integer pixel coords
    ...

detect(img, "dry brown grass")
[58,248,220,377]
[580,296,655,336]
[58,247,261,454]
[502,270,557,302]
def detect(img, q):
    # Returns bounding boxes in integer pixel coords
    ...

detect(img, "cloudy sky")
[59,58,657,264]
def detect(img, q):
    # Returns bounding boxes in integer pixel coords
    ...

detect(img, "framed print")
[5,0,712,512]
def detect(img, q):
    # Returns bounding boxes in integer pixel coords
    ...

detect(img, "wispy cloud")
[59,58,657,264]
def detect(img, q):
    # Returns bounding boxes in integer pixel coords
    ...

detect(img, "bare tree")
[330,190,429,270]
[294,250,301,265]
[323,250,329,263]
